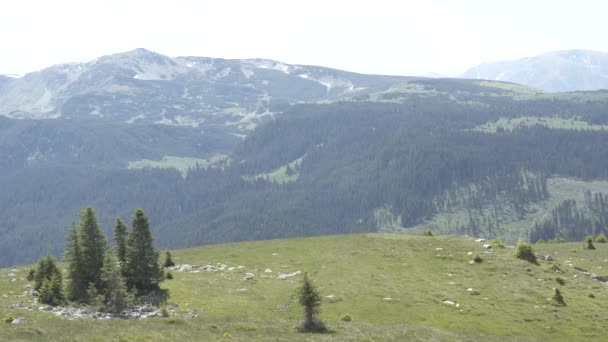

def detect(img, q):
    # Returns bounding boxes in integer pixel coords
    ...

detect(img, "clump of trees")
[297,273,327,333]
[30,206,165,310]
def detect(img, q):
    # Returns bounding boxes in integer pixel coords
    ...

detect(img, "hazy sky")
[1,0,606,76]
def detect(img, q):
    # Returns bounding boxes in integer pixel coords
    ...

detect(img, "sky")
[1,0,607,76]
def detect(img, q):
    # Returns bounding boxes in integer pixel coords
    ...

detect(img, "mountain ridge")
[461,49,608,92]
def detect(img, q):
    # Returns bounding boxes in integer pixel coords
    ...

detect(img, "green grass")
[405,177,608,243]
[128,154,228,178]
[473,116,608,133]
[477,81,540,95]
[243,156,305,184]
[3,234,608,341]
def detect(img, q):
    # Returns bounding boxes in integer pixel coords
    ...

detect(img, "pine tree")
[33,255,61,291]
[124,208,164,296]
[64,224,87,302]
[297,273,326,333]
[100,252,129,314]
[113,217,128,265]
[39,273,64,306]
[163,251,175,268]
[78,207,107,290]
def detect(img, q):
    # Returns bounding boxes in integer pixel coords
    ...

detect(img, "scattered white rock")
[443,300,456,306]
[235,288,248,292]
[277,271,301,280]
[271,253,279,256]
[475,238,485,243]
[237,266,246,270]
[11,317,26,324]
[466,288,473,292]
[467,252,473,255]
[435,248,444,251]
[244,273,255,280]
[383,297,393,302]
[483,244,492,249]
[264,269,272,273]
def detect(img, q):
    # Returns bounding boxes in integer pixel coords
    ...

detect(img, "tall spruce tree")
[113,218,128,265]
[64,224,87,302]
[78,207,107,290]
[124,208,163,295]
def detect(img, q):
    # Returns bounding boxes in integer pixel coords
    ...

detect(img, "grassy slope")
[2,234,608,341]
[127,154,228,177]
[405,177,608,243]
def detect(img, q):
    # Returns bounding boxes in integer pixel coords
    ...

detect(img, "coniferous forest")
[3,81,608,266]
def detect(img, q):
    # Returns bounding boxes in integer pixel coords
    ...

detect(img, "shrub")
[26,269,35,281]
[536,239,545,244]
[222,332,233,340]
[473,254,483,263]
[597,233,607,243]
[588,293,596,298]
[340,314,352,322]
[2,315,14,323]
[161,307,170,317]
[585,235,596,250]
[552,288,566,306]
[555,276,565,285]
[163,251,175,268]
[421,230,433,236]
[165,272,174,280]
[514,241,538,265]
[492,239,506,249]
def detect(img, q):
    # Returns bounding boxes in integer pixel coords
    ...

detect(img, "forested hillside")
[3,78,608,267]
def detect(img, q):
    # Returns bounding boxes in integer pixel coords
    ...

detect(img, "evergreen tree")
[33,255,61,291]
[162,251,175,268]
[124,208,164,295]
[100,252,129,313]
[113,217,128,265]
[78,207,107,290]
[39,273,64,306]
[297,273,326,333]
[64,224,87,302]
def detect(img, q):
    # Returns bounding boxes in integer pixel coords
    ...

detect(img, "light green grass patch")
[243,156,305,184]
[407,177,608,243]
[128,154,228,178]
[478,81,540,95]
[474,116,608,133]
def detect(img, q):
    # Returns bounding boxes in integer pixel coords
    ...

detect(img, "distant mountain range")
[0,48,410,129]
[461,49,608,92]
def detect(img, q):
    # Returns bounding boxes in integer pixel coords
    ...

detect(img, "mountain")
[0,48,411,129]
[461,49,608,92]
[3,49,608,268]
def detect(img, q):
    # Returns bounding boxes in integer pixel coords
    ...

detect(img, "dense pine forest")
[3,79,608,266]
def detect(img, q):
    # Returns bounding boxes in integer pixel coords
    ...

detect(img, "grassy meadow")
[2,234,608,341]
